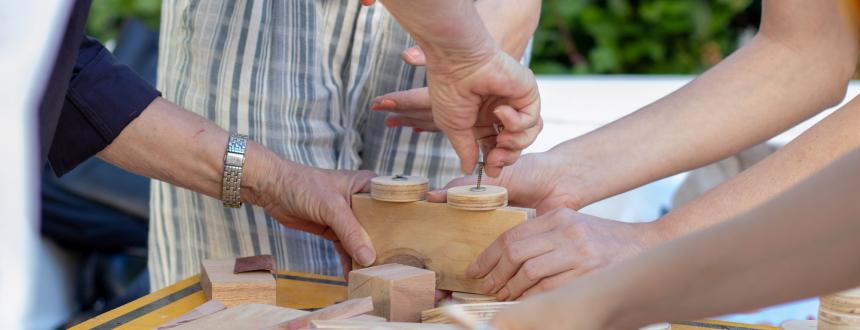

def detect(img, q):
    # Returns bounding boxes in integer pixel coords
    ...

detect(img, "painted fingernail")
[356,247,376,266]
[385,118,398,128]
[380,99,396,108]
[413,127,423,133]
[370,102,382,110]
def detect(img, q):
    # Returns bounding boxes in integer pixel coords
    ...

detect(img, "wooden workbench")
[72,270,778,330]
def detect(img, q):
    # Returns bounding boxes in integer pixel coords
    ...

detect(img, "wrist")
[239,141,285,207]
[542,143,601,209]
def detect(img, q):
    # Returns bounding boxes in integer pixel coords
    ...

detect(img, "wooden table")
[72,271,777,330]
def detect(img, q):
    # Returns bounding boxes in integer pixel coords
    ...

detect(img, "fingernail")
[370,102,381,110]
[498,287,510,301]
[380,99,396,108]
[413,127,423,133]
[407,47,421,59]
[466,263,478,278]
[356,247,376,266]
[481,278,495,294]
[385,119,398,128]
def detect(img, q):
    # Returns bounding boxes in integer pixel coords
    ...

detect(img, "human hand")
[248,159,376,275]
[426,152,581,214]
[489,284,611,330]
[370,0,542,177]
[466,208,667,301]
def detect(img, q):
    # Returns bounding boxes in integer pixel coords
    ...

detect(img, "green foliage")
[531,0,760,74]
[86,0,162,42]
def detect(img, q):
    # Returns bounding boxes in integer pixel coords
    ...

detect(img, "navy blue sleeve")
[48,35,160,176]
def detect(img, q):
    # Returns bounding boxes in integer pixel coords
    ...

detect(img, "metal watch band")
[222,133,248,208]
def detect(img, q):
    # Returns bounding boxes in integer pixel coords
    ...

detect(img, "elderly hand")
[466,208,667,301]
[363,0,542,177]
[245,156,376,274]
[371,0,541,134]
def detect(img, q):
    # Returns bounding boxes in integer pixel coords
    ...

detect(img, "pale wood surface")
[201,258,277,307]
[310,320,456,329]
[446,185,508,211]
[351,194,529,293]
[172,303,307,330]
[348,264,436,322]
[450,292,498,304]
[278,297,374,330]
[420,302,517,324]
[370,175,429,202]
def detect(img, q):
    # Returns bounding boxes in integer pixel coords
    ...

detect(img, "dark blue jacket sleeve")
[48,35,160,176]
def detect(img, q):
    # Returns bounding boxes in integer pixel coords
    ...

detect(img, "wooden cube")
[348,264,436,322]
[200,258,276,307]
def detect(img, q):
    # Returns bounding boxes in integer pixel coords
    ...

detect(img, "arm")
[98,97,378,267]
[373,0,542,177]
[491,146,860,330]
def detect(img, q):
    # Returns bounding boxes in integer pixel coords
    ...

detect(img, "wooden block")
[351,194,530,293]
[420,302,517,324]
[446,185,507,210]
[201,258,276,307]
[172,303,307,330]
[450,292,497,304]
[310,320,456,329]
[278,297,374,330]
[348,264,436,322]
[370,175,429,202]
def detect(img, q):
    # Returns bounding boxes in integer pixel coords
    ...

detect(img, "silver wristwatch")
[222,133,248,208]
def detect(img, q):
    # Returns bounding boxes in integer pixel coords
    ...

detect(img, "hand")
[489,284,611,330]
[466,208,667,301]
[247,159,377,275]
[370,0,542,177]
[426,152,581,214]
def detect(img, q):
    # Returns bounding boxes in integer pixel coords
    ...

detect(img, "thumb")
[401,46,427,66]
[326,201,376,267]
[444,128,480,175]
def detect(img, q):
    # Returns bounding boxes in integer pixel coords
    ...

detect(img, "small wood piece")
[234,254,276,274]
[351,194,530,293]
[450,292,497,304]
[420,302,517,324]
[370,175,429,202]
[172,303,307,330]
[819,287,860,330]
[201,258,276,307]
[310,320,456,329]
[343,315,387,323]
[348,264,436,322]
[780,320,817,330]
[277,297,374,330]
[446,185,507,211]
[158,300,227,329]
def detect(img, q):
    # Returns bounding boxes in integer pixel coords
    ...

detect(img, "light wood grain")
[173,303,307,330]
[420,302,517,324]
[450,292,497,304]
[371,175,429,202]
[277,297,374,330]
[348,264,436,322]
[446,185,508,211]
[351,194,530,293]
[310,320,456,329]
[201,258,276,307]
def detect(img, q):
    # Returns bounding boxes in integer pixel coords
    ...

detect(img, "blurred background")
[32,0,840,328]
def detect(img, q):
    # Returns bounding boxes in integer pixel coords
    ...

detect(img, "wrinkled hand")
[253,161,376,275]
[370,0,542,177]
[465,209,665,301]
[426,152,580,214]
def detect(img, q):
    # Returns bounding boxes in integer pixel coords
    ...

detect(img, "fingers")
[445,129,480,174]
[401,46,426,66]
[385,115,440,132]
[371,87,432,115]
[324,200,376,266]
[466,217,558,279]
[333,241,353,280]
[359,0,375,6]
[481,233,555,297]
[484,148,520,178]
[494,103,540,137]
[497,249,580,301]
[520,269,584,299]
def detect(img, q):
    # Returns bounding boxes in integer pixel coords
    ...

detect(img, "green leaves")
[86,0,162,43]
[531,0,757,74]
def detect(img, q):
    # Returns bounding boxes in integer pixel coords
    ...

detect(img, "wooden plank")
[277,297,374,330]
[201,258,276,307]
[348,264,435,322]
[310,320,456,329]
[450,292,497,304]
[351,194,530,293]
[172,303,307,330]
[421,302,517,324]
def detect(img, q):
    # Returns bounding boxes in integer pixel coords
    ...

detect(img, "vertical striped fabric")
[150,0,465,290]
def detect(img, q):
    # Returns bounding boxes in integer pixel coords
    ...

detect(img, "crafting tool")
[474,162,485,192]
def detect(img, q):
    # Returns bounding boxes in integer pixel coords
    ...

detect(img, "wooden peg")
[446,185,507,211]
[348,264,436,322]
[370,175,429,202]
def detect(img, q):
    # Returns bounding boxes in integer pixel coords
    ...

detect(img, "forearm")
[656,96,860,238]
[547,0,856,208]
[594,148,860,329]
[97,97,281,206]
